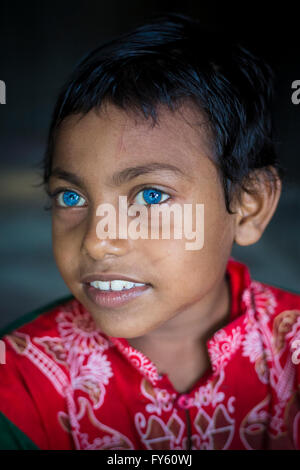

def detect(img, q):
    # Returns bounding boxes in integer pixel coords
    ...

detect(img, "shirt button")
[177,394,193,409]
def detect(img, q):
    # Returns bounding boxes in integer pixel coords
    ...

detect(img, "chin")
[92,318,154,339]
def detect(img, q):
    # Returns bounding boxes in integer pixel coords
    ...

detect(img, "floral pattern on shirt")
[1,258,300,450]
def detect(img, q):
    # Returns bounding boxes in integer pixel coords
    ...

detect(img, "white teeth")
[90,281,110,290]
[111,280,134,291]
[90,280,146,291]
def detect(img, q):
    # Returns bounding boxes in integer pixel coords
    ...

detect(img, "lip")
[83,283,151,308]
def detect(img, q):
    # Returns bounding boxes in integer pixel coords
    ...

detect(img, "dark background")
[0,1,299,330]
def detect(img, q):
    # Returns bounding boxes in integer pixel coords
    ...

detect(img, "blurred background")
[0,1,299,330]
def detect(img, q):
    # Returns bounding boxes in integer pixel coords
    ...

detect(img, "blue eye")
[57,190,86,207]
[134,188,170,206]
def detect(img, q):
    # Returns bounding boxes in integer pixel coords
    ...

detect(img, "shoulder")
[0,294,76,339]
[244,278,300,372]
[266,282,300,363]
[227,257,300,332]
[0,294,76,372]
[249,281,300,448]
[0,294,113,390]
[250,279,300,330]
[0,295,75,368]
[0,294,112,373]
[0,295,105,449]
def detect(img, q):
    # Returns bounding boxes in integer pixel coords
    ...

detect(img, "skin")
[48,101,282,392]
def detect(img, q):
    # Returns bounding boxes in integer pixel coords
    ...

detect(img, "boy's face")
[49,103,236,340]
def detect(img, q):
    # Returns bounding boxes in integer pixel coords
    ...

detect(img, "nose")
[81,207,129,261]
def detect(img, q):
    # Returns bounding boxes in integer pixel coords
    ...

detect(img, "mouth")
[89,279,147,291]
[81,275,152,308]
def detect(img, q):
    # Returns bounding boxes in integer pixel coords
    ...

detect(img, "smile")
[89,280,145,291]
[84,280,151,308]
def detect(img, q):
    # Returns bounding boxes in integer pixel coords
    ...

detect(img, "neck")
[128,272,231,353]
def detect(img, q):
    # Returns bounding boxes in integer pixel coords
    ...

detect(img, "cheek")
[205,185,235,243]
[140,238,205,292]
[205,208,234,256]
[52,216,81,276]
[138,208,233,295]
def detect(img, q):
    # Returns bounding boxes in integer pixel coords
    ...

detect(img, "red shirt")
[0,257,300,450]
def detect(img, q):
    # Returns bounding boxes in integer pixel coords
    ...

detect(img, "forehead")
[52,101,216,176]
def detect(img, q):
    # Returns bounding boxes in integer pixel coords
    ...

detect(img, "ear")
[233,167,282,246]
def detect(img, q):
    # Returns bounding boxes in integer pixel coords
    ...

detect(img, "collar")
[109,256,253,386]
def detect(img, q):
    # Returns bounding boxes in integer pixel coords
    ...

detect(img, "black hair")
[41,12,284,214]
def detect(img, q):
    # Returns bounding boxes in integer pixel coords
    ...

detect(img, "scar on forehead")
[115,125,127,160]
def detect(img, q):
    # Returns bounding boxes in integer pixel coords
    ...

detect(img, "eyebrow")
[110,162,187,186]
[49,162,188,187]
[49,168,83,187]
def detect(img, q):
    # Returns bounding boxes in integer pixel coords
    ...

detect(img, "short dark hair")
[42,13,284,214]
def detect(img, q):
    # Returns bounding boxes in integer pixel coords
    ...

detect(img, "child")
[0,13,299,450]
